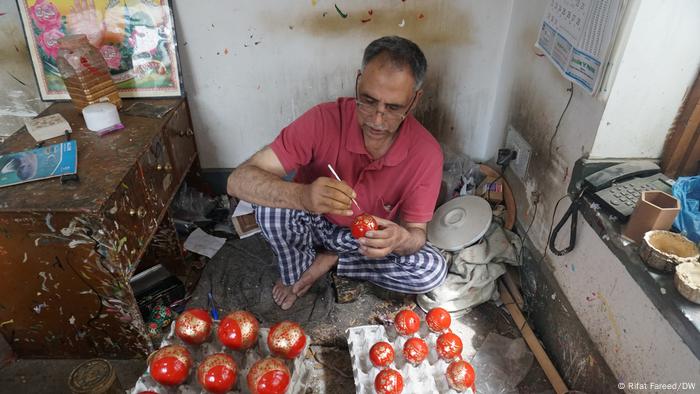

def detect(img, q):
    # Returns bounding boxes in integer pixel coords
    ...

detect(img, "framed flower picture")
[17,0,183,100]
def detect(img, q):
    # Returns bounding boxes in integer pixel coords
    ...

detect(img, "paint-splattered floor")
[0,234,555,393]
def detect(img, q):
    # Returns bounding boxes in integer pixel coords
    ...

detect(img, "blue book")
[0,140,77,188]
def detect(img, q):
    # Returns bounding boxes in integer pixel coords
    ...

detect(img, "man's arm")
[359,218,427,257]
[227,146,356,216]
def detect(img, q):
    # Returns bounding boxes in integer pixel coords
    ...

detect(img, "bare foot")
[291,253,339,297]
[271,253,339,310]
[272,279,298,310]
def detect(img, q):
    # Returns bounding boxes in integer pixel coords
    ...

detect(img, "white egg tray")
[130,321,311,394]
[346,324,474,394]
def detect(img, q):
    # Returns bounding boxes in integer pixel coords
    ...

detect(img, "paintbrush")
[327,163,362,212]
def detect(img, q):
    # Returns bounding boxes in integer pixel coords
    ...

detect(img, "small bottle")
[56,34,122,110]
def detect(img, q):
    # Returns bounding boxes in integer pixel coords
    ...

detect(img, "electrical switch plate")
[505,126,532,181]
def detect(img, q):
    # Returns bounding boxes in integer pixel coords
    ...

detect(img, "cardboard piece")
[478,176,503,203]
[231,199,261,238]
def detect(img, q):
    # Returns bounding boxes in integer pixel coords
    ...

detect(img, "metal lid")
[68,359,119,394]
[427,196,492,251]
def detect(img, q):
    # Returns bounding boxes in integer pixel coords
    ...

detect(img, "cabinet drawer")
[164,102,197,179]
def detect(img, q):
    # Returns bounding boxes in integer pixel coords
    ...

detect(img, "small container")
[56,34,122,110]
[68,359,122,394]
[623,191,680,243]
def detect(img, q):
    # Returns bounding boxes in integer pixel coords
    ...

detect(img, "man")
[227,36,446,310]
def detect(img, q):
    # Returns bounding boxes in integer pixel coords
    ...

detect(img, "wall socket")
[505,126,532,181]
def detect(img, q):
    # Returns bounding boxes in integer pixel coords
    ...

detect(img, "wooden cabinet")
[0,98,197,358]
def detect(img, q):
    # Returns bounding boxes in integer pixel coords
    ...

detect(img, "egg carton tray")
[346,324,474,394]
[131,321,311,394]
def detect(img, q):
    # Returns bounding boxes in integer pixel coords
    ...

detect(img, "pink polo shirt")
[270,97,443,228]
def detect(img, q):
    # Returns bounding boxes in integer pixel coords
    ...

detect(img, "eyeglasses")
[355,73,417,122]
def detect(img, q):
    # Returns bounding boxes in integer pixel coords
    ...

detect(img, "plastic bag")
[672,176,700,242]
[441,143,484,199]
[470,332,534,394]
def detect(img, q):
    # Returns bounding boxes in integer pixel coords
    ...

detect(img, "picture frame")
[16,0,183,100]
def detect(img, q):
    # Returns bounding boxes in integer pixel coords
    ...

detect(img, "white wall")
[502,0,700,386]
[591,0,700,159]
[173,0,514,168]
[0,0,49,139]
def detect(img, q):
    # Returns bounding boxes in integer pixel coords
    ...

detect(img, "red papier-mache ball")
[149,344,192,386]
[436,332,463,361]
[446,359,476,392]
[369,341,395,368]
[175,308,213,345]
[197,353,238,394]
[246,357,290,394]
[218,310,259,350]
[351,213,378,238]
[426,307,452,332]
[394,309,421,336]
[374,368,404,394]
[402,337,429,365]
[267,320,307,359]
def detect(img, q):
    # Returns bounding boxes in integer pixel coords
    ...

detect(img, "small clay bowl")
[675,261,700,304]
[639,230,699,273]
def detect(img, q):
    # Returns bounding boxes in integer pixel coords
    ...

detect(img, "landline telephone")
[583,161,674,221]
[549,161,674,256]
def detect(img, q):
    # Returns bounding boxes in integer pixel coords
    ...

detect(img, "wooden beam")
[503,270,525,309]
[663,72,700,177]
[499,280,569,394]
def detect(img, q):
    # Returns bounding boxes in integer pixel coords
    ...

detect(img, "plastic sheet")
[470,333,534,394]
[170,183,217,223]
[441,144,483,200]
[672,176,700,243]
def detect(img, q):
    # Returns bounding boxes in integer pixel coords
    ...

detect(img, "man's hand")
[300,177,355,216]
[358,217,410,258]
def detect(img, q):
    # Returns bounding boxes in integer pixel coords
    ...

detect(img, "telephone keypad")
[592,173,674,221]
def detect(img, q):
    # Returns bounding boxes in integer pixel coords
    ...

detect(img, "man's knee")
[399,247,447,293]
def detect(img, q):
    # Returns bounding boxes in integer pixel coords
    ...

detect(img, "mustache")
[364,123,388,131]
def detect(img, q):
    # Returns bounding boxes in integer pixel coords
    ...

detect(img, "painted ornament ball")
[218,310,259,350]
[394,309,421,336]
[267,320,307,359]
[175,308,212,345]
[369,341,395,368]
[374,368,404,394]
[402,337,429,365]
[436,332,463,361]
[426,307,451,332]
[149,345,192,386]
[150,304,174,328]
[197,353,238,394]
[446,360,476,392]
[246,357,290,394]
[351,213,378,238]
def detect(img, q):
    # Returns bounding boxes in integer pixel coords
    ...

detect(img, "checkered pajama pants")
[254,205,447,294]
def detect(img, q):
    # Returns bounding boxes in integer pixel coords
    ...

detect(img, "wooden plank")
[499,280,569,394]
[503,270,525,309]
[663,72,700,177]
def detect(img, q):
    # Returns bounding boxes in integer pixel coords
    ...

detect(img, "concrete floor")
[0,234,555,393]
